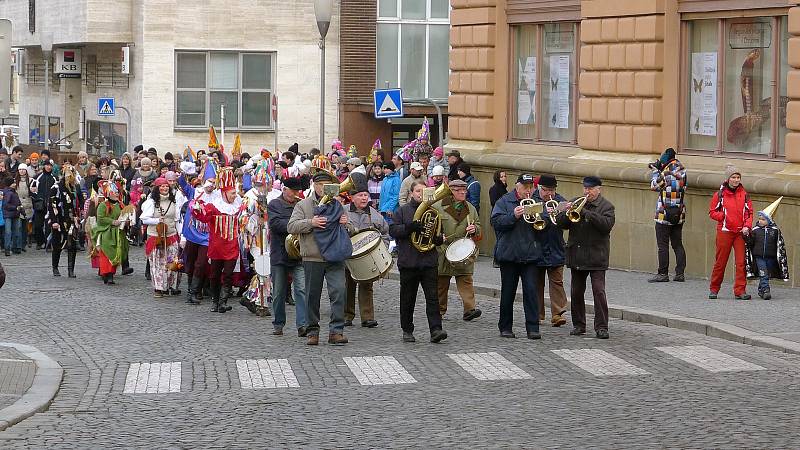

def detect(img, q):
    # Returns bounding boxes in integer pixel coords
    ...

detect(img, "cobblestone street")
[1,251,799,448]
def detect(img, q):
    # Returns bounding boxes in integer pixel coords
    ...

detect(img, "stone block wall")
[448,0,497,141]
[786,5,800,163]
[577,15,665,153]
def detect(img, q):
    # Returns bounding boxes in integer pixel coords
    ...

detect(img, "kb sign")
[55,48,81,78]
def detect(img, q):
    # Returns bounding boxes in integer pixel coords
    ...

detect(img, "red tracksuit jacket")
[708,183,752,233]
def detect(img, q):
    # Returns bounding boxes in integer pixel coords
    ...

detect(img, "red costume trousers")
[709,230,747,296]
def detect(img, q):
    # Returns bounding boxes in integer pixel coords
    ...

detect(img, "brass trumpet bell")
[318,176,355,206]
[412,182,452,252]
[545,199,560,225]
[521,198,545,230]
[285,234,301,260]
[567,196,588,223]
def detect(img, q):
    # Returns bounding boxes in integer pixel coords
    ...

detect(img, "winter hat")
[283,177,304,191]
[349,172,369,195]
[724,164,740,180]
[433,147,444,158]
[431,165,445,177]
[659,148,676,166]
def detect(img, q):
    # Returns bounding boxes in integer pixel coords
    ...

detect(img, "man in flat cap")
[557,176,615,339]
[288,171,355,346]
[532,174,569,327]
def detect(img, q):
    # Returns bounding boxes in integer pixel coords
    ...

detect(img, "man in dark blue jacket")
[491,173,543,340]
[267,177,308,337]
[532,174,568,327]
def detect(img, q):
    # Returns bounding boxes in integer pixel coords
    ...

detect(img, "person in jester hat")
[92,180,131,285]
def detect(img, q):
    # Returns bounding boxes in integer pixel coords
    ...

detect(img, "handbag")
[662,189,682,226]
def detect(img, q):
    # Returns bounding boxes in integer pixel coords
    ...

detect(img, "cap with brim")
[348,157,362,166]
[516,174,534,184]
[449,179,468,188]
[283,177,304,191]
[432,165,445,176]
[446,150,460,157]
[538,174,557,188]
[410,162,423,171]
[312,171,336,183]
[582,176,602,187]
[349,172,369,195]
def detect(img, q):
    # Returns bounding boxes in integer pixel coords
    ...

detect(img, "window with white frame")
[175,51,275,130]
[376,0,450,100]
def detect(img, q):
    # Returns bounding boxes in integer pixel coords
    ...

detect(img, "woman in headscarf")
[140,177,181,298]
[91,181,130,285]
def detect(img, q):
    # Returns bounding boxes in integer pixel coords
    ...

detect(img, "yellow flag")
[232,133,242,158]
[208,125,220,150]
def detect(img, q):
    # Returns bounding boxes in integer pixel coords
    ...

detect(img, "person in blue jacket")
[378,161,401,224]
[178,173,217,305]
[457,163,481,214]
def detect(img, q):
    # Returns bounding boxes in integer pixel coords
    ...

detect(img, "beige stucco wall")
[448,0,800,287]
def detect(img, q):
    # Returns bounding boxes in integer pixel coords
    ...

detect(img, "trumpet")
[544,199,560,225]
[521,198,546,230]
[318,176,354,206]
[567,196,587,223]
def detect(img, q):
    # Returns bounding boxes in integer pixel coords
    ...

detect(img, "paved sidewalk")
[390,256,800,352]
[0,343,63,431]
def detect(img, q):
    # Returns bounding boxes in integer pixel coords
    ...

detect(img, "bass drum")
[445,237,477,266]
[346,230,392,282]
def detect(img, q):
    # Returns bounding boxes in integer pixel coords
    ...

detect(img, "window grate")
[82,63,130,90]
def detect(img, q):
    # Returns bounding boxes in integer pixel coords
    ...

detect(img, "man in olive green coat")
[433,179,482,321]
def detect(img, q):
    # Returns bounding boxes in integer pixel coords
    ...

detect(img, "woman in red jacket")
[708,166,753,300]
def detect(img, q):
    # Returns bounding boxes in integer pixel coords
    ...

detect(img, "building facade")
[447,0,800,286]
[339,0,449,158]
[0,0,340,156]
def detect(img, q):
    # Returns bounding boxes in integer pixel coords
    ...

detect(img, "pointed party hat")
[232,134,242,158]
[760,196,783,222]
[208,125,220,150]
[184,145,196,163]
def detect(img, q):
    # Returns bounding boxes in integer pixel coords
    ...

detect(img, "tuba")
[567,196,588,223]
[411,183,452,252]
[521,198,546,231]
[318,176,355,206]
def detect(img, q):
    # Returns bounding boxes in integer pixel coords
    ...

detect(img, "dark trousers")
[498,262,539,333]
[33,211,45,246]
[655,222,686,276]
[570,269,608,332]
[51,230,77,270]
[399,268,442,334]
[209,259,236,293]
[183,241,209,280]
[303,261,346,336]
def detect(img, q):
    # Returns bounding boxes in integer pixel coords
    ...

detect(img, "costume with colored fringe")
[91,181,130,278]
[239,172,273,314]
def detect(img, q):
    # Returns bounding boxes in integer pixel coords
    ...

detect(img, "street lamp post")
[314,0,332,152]
[41,33,53,151]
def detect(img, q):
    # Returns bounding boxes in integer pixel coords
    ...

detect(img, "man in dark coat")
[267,177,308,337]
[532,174,568,327]
[491,174,544,340]
[557,176,615,339]
[32,160,57,249]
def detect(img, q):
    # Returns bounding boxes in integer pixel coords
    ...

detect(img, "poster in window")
[517,90,533,125]
[689,52,717,136]
[548,55,570,129]
[523,57,536,90]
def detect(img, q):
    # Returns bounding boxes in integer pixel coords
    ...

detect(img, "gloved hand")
[408,220,423,233]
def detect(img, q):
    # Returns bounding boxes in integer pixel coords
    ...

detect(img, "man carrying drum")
[433,179,482,322]
[343,173,389,328]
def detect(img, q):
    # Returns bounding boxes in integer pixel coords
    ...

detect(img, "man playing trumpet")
[433,179,482,322]
[533,174,569,327]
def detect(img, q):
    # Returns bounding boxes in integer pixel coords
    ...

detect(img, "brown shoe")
[272,328,283,336]
[306,335,319,346]
[551,314,567,327]
[328,333,348,345]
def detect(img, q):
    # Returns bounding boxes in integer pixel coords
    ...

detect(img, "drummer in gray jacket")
[433,179,482,321]
[344,173,389,328]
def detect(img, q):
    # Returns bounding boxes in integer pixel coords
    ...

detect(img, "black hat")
[133,144,144,153]
[458,163,471,176]
[382,161,395,172]
[446,150,461,158]
[538,174,557,188]
[43,159,53,166]
[349,172,369,195]
[289,143,299,153]
[582,176,602,188]
[312,171,336,183]
[516,173,534,184]
[283,177,304,191]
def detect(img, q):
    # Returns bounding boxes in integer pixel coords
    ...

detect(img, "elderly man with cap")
[491,174,545,339]
[433,178,482,322]
[268,176,308,336]
[557,176,615,339]
[344,172,389,329]
[532,174,569,327]
[287,170,355,345]
[398,161,427,207]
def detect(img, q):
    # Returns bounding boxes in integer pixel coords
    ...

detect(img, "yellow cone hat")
[761,196,782,221]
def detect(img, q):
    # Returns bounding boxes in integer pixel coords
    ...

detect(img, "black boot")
[67,251,77,278]
[210,284,220,312]
[52,250,61,277]
[186,276,199,304]
[121,258,134,276]
[219,287,233,313]
[106,274,115,285]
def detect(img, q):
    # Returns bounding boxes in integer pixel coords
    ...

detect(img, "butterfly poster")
[548,55,570,129]
[690,52,717,136]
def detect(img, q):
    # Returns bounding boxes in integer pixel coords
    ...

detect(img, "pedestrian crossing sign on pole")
[98,97,115,116]
[373,89,403,119]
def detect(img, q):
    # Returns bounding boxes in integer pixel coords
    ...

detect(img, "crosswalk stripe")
[655,345,766,373]
[343,356,417,385]
[552,349,649,376]
[447,352,532,380]
[236,359,300,389]
[124,362,182,394]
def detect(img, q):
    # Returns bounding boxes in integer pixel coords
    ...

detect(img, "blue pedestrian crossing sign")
[98,97,115,116]
[373,89,403,119]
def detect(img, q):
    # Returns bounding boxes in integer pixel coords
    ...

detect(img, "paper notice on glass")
[517,90,533,125]
[523,57,536,90]
[689,52,717,136]
[548,55,570,129]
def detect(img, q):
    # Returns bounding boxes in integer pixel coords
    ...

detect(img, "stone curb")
[384,270,800,355]
[0,343,63,432]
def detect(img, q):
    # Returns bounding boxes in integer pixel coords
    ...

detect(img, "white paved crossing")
[343,356,417,385]
[123,362,182,394]
[656,345,766,373]
[447,352,532,380]
[552,349,649,376]
[236,359,300,389]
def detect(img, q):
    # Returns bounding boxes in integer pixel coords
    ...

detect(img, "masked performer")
[47,166,85,278]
